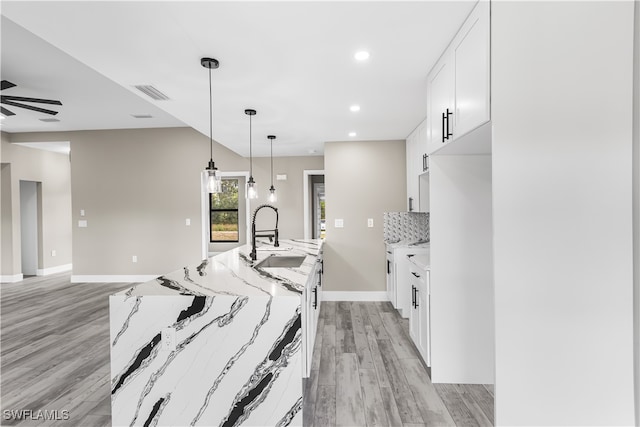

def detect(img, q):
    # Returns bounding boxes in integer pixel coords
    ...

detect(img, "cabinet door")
[418,271,430,366]
[406,131,417,211]
[426,55,454,155]
[409,283,419,345]
[453,0,490,137]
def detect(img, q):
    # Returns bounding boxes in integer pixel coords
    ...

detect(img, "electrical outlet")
[78,220,88,228]
[276,174,287,181]
[162,327,176,351]
[80,209,85,217]
[51,250,56,257]
[185,218,191,226]
[368,218,374,228]
[132,255,138,263]
[335,219,344,228]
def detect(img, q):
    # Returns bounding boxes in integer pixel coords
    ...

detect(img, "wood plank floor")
[1,274,494,426]
[304,301,494,427]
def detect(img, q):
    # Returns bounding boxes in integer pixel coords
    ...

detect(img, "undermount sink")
[254,255,306,269]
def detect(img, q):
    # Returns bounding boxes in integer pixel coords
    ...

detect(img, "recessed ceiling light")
[350,105,360,112]
[354,51,370,61]
[349,132,357,137]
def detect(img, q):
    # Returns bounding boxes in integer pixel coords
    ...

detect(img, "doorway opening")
[19,180,42,277]
[303,170,325,239]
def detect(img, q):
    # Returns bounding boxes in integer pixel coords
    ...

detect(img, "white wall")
[634,1,640,423]
[429,154,493,384]
[492,2,635,425]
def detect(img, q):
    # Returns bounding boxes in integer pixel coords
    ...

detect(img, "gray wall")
[324,139,406,292]
[492,2,635,424]
[9,127,323,277]
[0,132,72,278]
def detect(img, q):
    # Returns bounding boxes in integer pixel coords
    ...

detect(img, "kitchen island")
[109,239,323,427]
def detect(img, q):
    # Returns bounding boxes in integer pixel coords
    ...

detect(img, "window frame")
[209,178,240,243]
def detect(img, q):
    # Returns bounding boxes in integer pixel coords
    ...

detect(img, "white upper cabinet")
[406,119,427,212]
[427,0,490,154]
[452,0,490,137]
[426,56,454,155]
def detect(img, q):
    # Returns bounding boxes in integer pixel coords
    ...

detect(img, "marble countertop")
[408,253,430,270]
[116,239,323,297]
[385,240,430,250]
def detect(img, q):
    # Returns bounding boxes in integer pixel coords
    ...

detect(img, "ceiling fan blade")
[1,80,16,90]
[1,100,59,115]
[1,95,62,106]
[0,106,15,116]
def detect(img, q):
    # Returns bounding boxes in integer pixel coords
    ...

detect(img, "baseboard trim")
[37,263,72,276]
[70,274,159,283]
[0,274,24,283]
[322,291,389,302]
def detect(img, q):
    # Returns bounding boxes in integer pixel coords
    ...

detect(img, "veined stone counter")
[109,239,322,427]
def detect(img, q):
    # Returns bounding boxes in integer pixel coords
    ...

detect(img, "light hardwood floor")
[304,301,494,427]
[1,274,493,426]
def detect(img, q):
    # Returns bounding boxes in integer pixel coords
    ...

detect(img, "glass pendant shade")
[202,168,222,194]
[247,176,258,199]
[268,185,277,203]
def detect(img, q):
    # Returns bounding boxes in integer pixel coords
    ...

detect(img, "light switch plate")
[368,218,374,228]
[335,219,344,228]
[78,220,88,228]
[80,209,85,217]
[185,218,191,226]
[132,255,138,263]
[276,174,287,181]
[51,250,56,257]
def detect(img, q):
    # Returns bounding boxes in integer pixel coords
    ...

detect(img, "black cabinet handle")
[411,271,420,278]
[411,285,416,307]
[409,197,414,212]
[313,286,318,309]
[387,260,391,274]
[441,112,446,143]
[415,288,419,308]
[424,154,429,172]
[445,108,454,140]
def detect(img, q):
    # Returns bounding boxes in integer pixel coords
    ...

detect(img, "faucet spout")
[251,204,279,261]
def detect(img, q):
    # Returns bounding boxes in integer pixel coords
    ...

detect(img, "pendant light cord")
[249,114,253,177]
[208,68,213,161]
[270,138,274,187]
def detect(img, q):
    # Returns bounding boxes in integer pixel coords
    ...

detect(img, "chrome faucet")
[251,204,279,261]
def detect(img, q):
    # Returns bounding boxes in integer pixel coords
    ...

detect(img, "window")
[210,179,239,242]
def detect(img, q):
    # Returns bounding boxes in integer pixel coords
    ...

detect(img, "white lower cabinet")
[302,251,323,378]
[408,261,430,367]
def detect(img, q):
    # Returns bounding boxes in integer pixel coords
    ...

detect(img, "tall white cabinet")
[424,0,494,385]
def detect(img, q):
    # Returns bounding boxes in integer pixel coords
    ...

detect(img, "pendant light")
[267,135,277,203]
[201,57,222,193]
[245,109,258,199]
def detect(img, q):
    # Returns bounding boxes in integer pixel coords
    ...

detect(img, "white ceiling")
[1,1,476,157]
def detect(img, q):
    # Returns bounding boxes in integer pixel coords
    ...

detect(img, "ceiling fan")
[1,80,62,117]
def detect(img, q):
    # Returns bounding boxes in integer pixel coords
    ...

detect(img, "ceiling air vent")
[39,118,60,122]
[134,85,170,101]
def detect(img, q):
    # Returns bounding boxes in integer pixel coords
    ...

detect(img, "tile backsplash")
[383,212,429,243]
